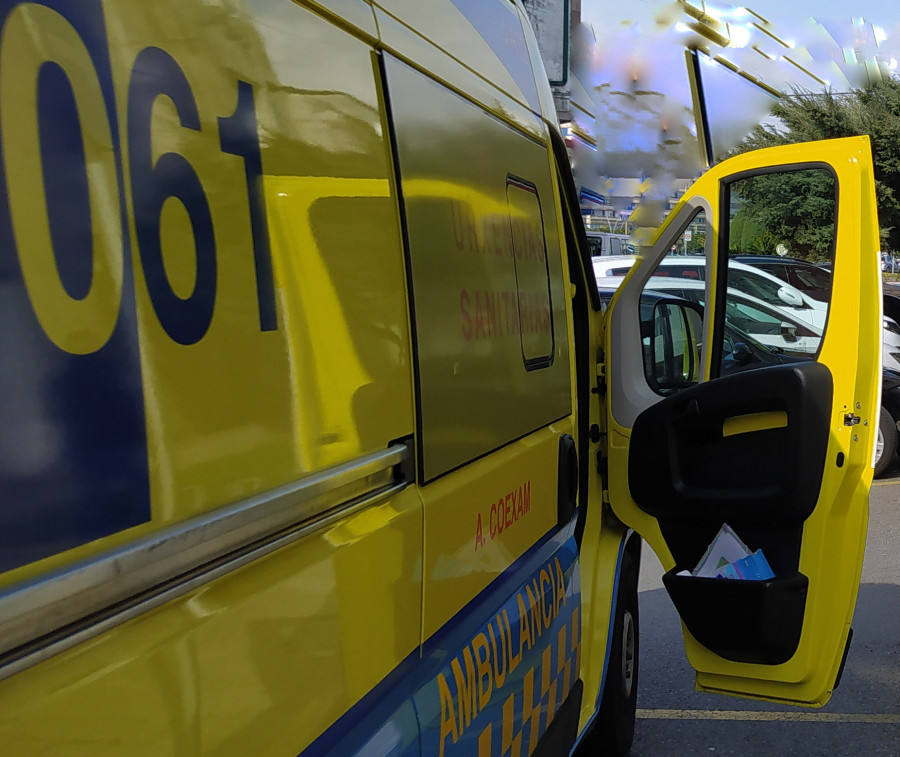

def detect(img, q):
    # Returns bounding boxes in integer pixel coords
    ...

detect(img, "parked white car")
[593,254,900,369]
[592,255,826,329]
[596,275,822,356]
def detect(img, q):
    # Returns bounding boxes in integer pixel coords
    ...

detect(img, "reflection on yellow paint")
[0,2,422,754]
[325,500,404,547]
[266,176,391,469]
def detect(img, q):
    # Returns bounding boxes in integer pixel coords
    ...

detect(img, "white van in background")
[586,231,634,257]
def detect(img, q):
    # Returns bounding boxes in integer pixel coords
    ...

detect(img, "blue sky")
[584,0,897,28]
[581,0,900,90]
[568,1,900,201]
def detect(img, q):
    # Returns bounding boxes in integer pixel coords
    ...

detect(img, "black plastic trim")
[534,678,583,757]
[663,568,808,664]
[834,627,853,690]
[548,129,602,312]
[506,174,556,371]
[686,50,713,167]
[378,52,426,486]
[558,434,578,528]
[629,362,832,531]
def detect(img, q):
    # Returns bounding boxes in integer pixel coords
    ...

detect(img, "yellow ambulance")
[0,0,881,755]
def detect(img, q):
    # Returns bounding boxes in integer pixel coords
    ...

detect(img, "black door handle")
[558,434,578,528]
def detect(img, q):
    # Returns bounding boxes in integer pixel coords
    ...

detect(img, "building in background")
[524,0,898,247]
[523,0,697,240]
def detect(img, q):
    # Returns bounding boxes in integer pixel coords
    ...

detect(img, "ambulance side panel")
[381,50,583,756]
[0,2,423,755]
[0,1,603,755]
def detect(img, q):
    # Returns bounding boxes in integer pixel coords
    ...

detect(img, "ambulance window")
[507,178,554,368]
[384,55,571,483]
[717,167,835,377]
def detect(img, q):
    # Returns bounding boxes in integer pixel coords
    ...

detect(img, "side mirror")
[777,285,805,308]
[780,322,799,342]
[732,341,755,365]
[643,297,703,394]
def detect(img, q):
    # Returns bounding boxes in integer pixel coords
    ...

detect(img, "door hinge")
[593,362,607,395]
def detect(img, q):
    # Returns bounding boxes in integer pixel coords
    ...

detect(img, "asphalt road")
[629,462,900,757]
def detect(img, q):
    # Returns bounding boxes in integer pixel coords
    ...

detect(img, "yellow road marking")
[872,479,900,486]
[637,709,900,724]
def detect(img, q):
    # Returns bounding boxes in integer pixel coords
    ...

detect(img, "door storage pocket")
[662,569,808,665]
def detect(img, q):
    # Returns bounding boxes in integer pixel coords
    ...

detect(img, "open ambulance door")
[604,137,881,706]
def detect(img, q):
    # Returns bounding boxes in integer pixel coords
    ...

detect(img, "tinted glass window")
[507,178,554,367]
[664,265,703,279]
[789,265,832,301]
[726,269,787,306]
[724,298,820,356]
[757,263,787,279]
[389,57,571,481]
[721,168,835,375]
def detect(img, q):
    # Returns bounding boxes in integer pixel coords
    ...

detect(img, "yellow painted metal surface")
[0,0,413,588]
[606,137,880,706]
[382,52,577,658]
[721,410,789,438]
[373,0,543,115]
[373,6,545,141]
[304,0,378,38]
[0,0,588,755]
[0,494,423,755]
[0,0,878,753]
[575,506,630,735]
[0,1,422,753]
[418,426,569,641]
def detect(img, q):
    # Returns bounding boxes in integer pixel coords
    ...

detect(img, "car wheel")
[874,405,898,477]
[582,547,640,757]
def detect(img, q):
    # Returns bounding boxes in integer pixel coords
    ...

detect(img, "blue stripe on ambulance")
[298,525,581,757]
[416,527,580,757]
[0,0,151,572]
[298,661,421,757]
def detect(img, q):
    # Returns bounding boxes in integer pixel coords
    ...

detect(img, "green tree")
[730,79,900,252]
[728,168,836,260]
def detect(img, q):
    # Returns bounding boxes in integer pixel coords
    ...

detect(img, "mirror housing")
[777,285,805,308]
[643,297,704,394]
[780,322,799,342]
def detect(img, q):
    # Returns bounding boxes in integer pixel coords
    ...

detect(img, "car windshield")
[726,268,790,306]
[791,265,832,298]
